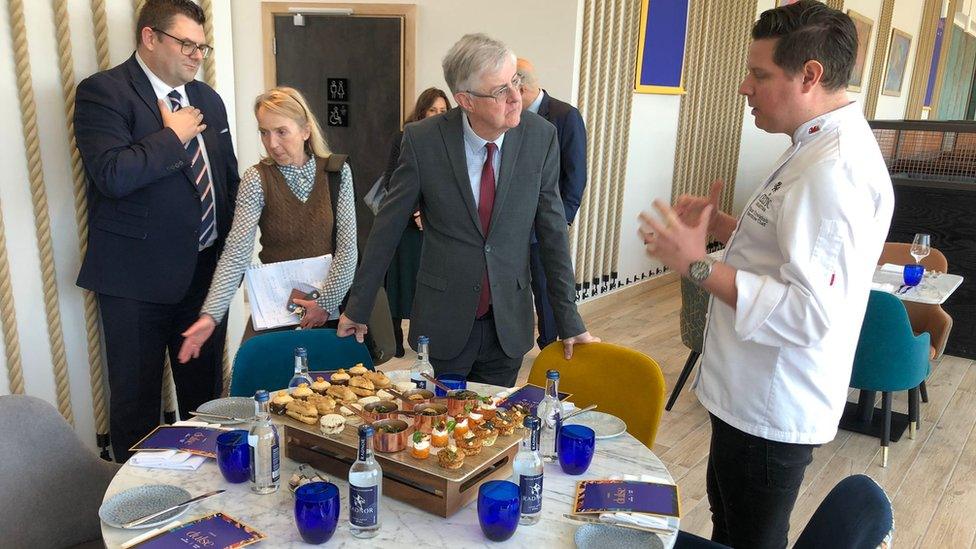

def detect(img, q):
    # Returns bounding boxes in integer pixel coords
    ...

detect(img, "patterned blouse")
[201,156,357,322]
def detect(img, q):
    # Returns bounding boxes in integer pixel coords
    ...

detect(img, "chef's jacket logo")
[808,125,820,134]
[771,181,782,193]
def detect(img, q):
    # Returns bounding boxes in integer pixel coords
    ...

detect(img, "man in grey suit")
[338,34,598,386]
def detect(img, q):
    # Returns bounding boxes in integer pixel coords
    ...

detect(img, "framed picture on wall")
[882,28,913,97]
[847,10,874,92]
[634,0,690,94]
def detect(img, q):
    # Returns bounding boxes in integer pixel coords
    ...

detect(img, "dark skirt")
[385,224,423,319]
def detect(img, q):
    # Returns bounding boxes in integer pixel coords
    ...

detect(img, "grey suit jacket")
[345,107,585,359]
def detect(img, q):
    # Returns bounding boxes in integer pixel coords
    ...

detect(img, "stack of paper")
[244,254,333,330]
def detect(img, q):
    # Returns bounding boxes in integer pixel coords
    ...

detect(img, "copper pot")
[363,400,401,422]
[399,388,434,408]
[411,403,448,433]
[477,402,498,421]
[372,419,410,453]
[447,389,481,417]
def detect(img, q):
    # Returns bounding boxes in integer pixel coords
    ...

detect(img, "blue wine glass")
[478,480,520,541]
[435,374,466,397]
[215,430,250,484]
[294,482,340,544]
[558,424,596,475]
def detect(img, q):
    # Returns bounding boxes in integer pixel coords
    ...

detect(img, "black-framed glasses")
[465,74,523,102]
[152,27,213,59]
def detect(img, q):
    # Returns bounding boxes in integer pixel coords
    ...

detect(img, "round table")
[101,384,678,548]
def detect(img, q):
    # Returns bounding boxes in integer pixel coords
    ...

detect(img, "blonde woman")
[178,87,357,362]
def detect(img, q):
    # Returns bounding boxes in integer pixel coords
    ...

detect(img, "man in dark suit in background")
[74,0,239,461]
[517,58,587,349]
[338,34,598,387]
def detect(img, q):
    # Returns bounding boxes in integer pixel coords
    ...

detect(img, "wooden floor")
[377,278,976,547]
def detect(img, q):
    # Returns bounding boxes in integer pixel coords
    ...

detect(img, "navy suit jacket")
[74,54,239,304]
[538,90,586,224]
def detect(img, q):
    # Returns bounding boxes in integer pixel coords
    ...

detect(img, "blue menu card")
[498,384,571,415]
[129,425,222,458]
[133,513,264,548]
[573,480,681,518]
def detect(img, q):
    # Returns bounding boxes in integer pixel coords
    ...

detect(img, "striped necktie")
[168,89,215,249]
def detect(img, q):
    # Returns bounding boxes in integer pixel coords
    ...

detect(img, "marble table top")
[101,383,677,548]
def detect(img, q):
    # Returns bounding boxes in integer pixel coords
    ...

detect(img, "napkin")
[880,263,904,273]
[128,420,222,471]
[599,474,675,531]
[871,282,897,293]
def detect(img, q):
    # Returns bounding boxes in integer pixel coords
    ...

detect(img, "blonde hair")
[254,86,331,164]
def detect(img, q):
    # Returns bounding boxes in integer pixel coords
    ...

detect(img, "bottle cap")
[358,424,375,438]
[546,369,560,380]
[523,415,541,430]
[254,390,269,402]
[418,335,429,345]
[295,346,308,357]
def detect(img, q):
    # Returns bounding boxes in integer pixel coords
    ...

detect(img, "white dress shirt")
[694,102,894,445]
[461,112,504,208]
[135,52,217,249]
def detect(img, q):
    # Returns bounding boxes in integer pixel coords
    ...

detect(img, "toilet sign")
[327,103,348,127]
[328,78,348,101]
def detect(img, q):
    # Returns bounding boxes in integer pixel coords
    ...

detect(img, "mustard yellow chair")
[528,342,666,448]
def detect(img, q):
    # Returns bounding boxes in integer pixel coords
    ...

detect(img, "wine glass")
[910,234,931,265]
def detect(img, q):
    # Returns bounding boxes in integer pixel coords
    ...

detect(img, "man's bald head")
[516,57,541,109]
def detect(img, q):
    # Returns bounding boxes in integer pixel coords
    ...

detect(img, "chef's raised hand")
[639,199,712,276]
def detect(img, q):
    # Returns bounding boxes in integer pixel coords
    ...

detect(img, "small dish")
[563,411,627,439]
[99,485,191,529]
[574,523,663,549]
[196,397,254,425]
[288,463,329,495]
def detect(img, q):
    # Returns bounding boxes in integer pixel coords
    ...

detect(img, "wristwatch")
[688,256,716,286]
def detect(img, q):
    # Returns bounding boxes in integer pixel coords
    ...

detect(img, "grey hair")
[442,33,516,95]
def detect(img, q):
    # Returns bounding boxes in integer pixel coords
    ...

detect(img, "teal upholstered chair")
[850,291,930,467]
[230,329,374,397]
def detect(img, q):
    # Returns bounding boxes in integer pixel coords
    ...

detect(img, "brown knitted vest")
[254,154,347,264]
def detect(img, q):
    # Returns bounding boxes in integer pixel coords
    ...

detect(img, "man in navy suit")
[517,58,587,349]
[74,0,239,461]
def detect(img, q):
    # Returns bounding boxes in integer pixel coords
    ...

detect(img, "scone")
[291,383,314,400]
[326,385,357,403]
[285,399,318,425]
[330,369,351,386]
[348,376,375,397]
[269,390,293,415]
[310,376,331,395]
[363,370,391,389]
[307,393,337,415]
[319,413,346,436]
[349,363,369,377]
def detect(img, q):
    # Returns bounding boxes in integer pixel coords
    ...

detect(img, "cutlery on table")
[119,520,183,548]
[121,489,225,529]
[562,513,672,535]
[562,404,598,422]
[421,372,453,393]
[188,410,252,422]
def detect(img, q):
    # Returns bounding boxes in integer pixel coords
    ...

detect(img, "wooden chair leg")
[908,387,920,439]
[920,380,929,403]
[881,392,892,467]
[666,350,701,411]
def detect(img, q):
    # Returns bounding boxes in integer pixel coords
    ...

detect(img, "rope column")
[53,0,111,454]
[863,0,895,119]
[0,201,24,395]
[7,0,74,424]
[572,0,596,287]
[90,0,110,70]
[905,0,942,119]
[608,0,639,275]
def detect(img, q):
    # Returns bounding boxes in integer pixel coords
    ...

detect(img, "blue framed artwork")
[635,0,690,94]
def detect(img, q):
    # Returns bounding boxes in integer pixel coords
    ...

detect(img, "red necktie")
[476,143,497,318]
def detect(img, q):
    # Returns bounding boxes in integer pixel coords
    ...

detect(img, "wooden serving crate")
[278,412,523,517]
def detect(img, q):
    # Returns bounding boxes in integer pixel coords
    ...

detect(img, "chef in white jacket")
[639,2,893,548]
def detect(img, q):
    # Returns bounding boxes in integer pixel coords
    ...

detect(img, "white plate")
[196,396,254,425]
[99,484,191,529]
[574,523,663,549]
[564,411,627,439]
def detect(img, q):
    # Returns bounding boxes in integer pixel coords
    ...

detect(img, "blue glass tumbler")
[435,374,467,397]
[215,429,250,483]
[477,480,520,542]
[294,482,340,544]
[904,264,924,287]
[558,424,596,475]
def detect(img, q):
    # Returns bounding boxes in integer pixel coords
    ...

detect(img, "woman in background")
[177,86,357,362]
[384,87,451,356]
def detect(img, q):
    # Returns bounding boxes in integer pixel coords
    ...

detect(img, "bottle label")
[411,373,427,391]
[519,473,544,514]
[530,428,540,452]
[349,484,378,527]
[271,431,280,482]
[554,413,562,454]
[358,435,368,461]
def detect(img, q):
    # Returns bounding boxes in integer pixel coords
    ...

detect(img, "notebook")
[244,254,332,330]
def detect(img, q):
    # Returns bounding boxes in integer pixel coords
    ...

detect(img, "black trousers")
[429,309,523,388]
[529,242,558,349]
[98,246,226,462]
[706,413,816,549]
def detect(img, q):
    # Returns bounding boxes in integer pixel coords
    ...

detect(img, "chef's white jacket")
[694,102,894,445]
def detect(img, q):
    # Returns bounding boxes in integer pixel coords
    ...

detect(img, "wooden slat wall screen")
[670,1,755,216]
[572,0,640,296]
[826,0,844,11]
[905,0,943,119]
[863,0,895,119]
